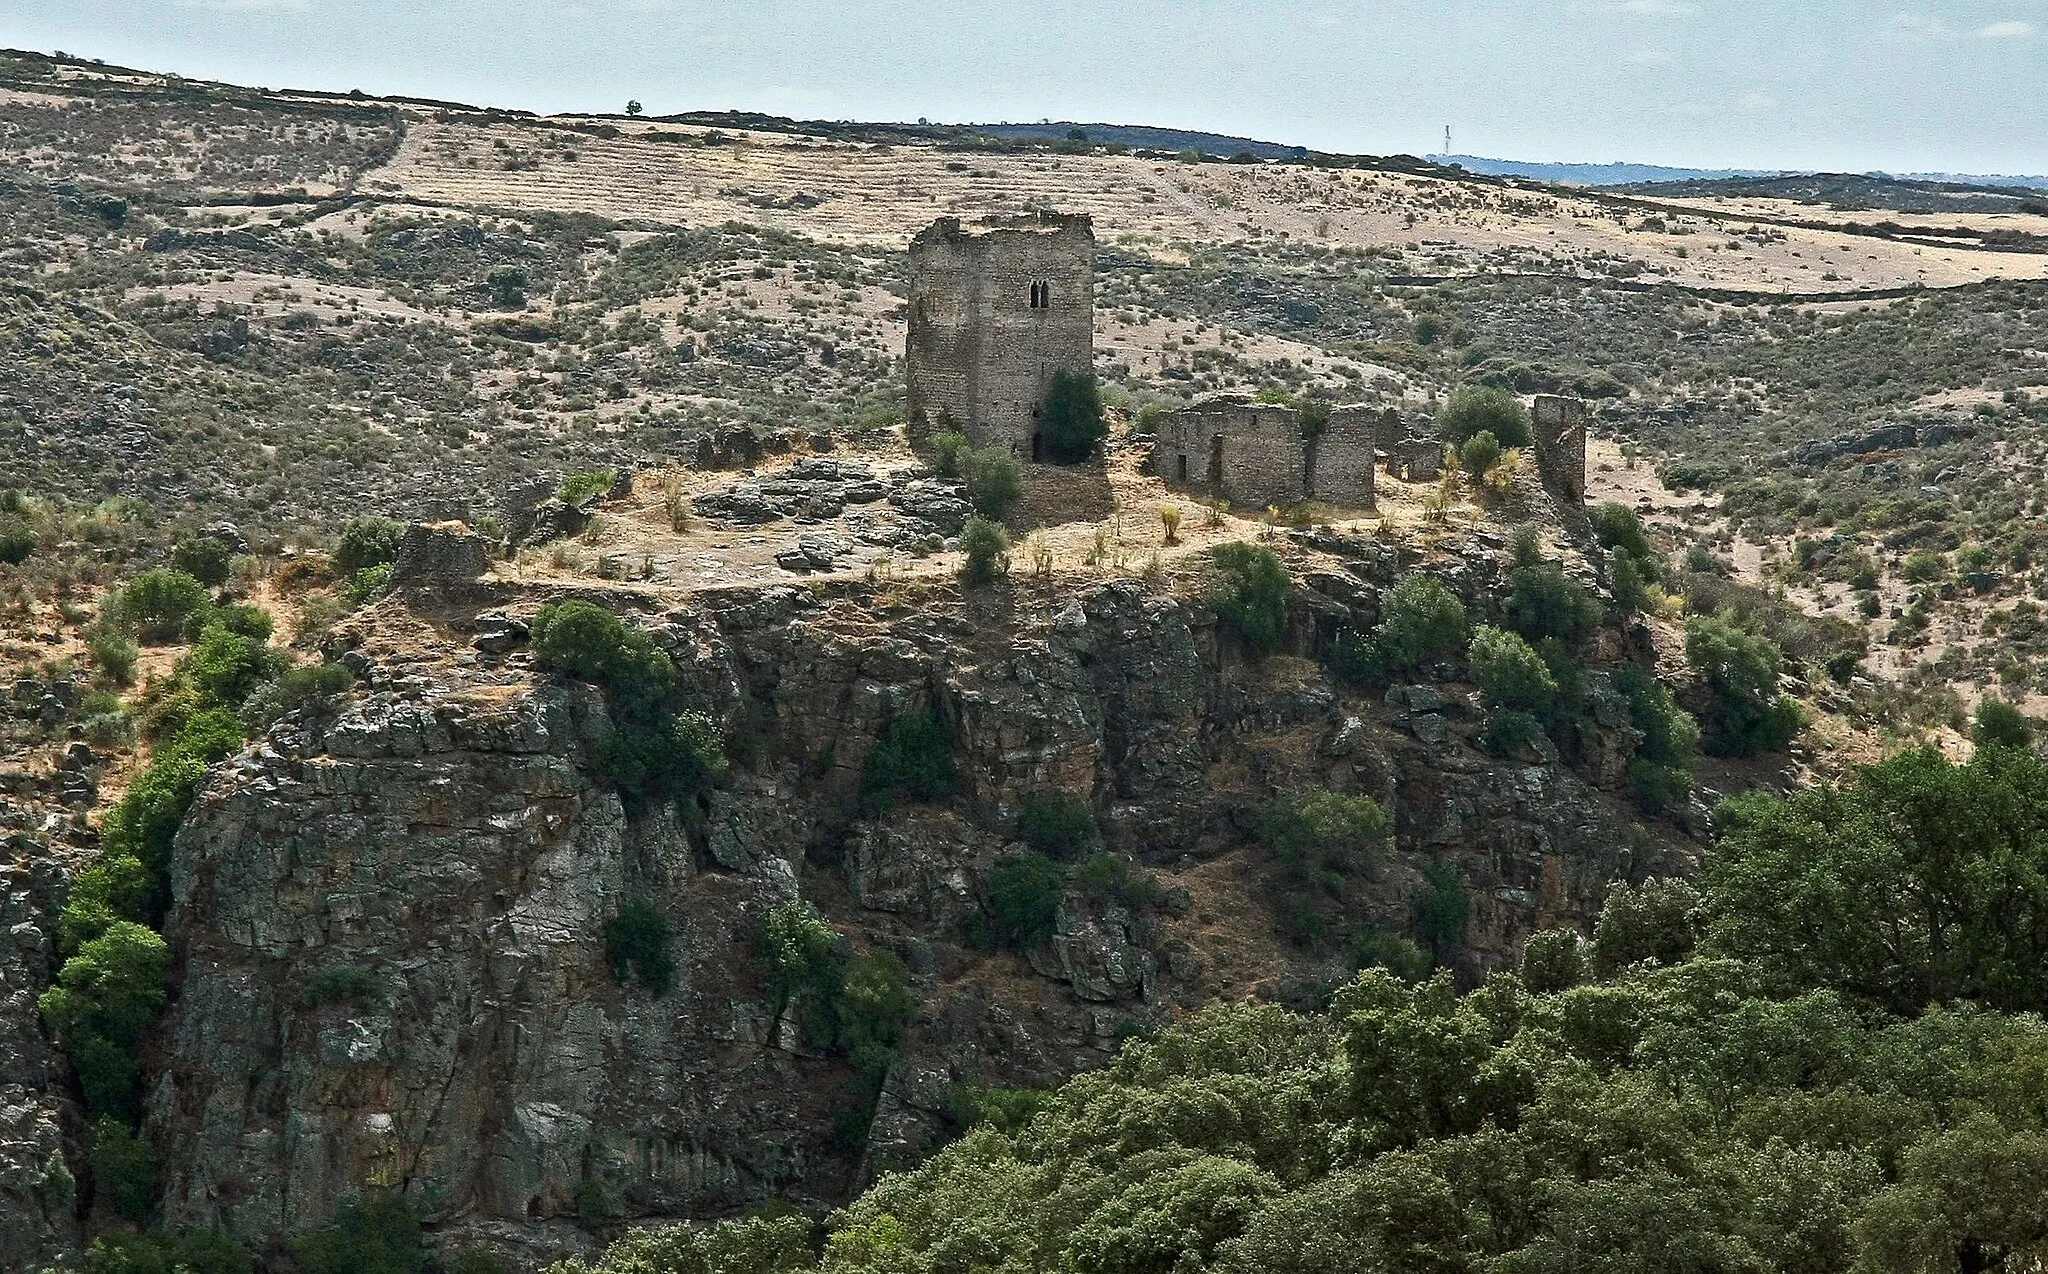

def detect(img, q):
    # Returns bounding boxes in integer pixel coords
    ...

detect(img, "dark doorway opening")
[1031,433,1043,462]
[1208,435,1225,486]
[1176,454,1188,482]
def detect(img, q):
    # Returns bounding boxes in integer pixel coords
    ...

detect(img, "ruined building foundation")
[1531,395,1589,503]
[906,213,1095,458]
[1147,395,1376,510]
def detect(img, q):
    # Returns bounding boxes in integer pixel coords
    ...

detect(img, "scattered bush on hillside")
[79,1231,252,1274]
[958,516,1011,586]
[171,536,234,587]
[1412,864,1470,964]
[108,569,209,643]
[1469,625,1558,714]
[290,1190,424,1274]
[1041,369,1107,463]
[333,516,404,576]
[960,446,1023,520]
[970,853,1066,952]
[1503,528,1602,647]
[1590,878,1699,977]
[1254,792,1391,946]
[929,430,971,479]
[1018,791,1100,861]
[1342,574,1469,687]
[1436,384,1531,448]
[1459,430,1502,479]
[87,628,140,687]
[1615,665,1700,814]
[861,710,956,812]
[558,469,618,507]
[1210,542,1289,656]
[1684,615,1801,756]
[602,898,674,995]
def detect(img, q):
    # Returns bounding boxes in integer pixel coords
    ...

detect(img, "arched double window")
[1029,281,1051,309]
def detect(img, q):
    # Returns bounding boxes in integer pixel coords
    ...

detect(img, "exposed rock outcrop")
[149,544,1686,1265]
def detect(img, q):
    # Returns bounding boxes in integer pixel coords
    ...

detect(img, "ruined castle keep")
[1148,395,1378,509]
[1532,394,1589,503]
[906,212,1095,458]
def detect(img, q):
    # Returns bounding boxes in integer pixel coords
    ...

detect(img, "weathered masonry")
[1531,395,1588,503]
[1147,395,1377,509]
[905,213,1095,458]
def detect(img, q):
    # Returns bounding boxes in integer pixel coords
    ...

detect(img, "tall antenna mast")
[1444,125,1453,156]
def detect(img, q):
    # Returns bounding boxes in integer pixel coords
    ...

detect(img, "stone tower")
[905,212,1095,459]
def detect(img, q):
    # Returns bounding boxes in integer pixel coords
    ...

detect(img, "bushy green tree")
[333,516,405,575]
[1211,543,1290,656]
[110,569,209,644]
[1468,625,1557,713]
[89,1116,160,1222]
[1684,616,1800,756]
[291,1191,424,1274]
[1041,369,1107,463]
[1521,928,1585,994]
[1370,575,1469,676]
[1459,429,1502,478]
[975,853,1066,951]
[1256,792,1392,946]
[861,711,956,811]
[171,536,234,587]
[38,922,170,1120]
[958,516,1011,586]
[1973,697,2033,751]
[1436,385,1530,448]
[1590,878,1699,977]
[928,430,971,479]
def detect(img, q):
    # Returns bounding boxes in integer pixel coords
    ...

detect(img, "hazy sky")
[2,1,2044,174]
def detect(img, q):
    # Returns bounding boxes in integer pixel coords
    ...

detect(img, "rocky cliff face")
[0,838,81,1270]
[149,530,1687,1267]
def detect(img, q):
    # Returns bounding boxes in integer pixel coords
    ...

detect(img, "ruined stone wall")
[1316,407,1378,507]
[906,214,1094,456]
[1148,397,1306,509]
[1532,395,1588,502]
[1148,397,1376,509]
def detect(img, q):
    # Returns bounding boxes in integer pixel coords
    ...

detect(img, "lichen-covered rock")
[0,844,82,1270]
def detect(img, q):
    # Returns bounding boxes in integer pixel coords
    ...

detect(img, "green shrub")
[190,602,273,642]
[90,1116,159,1222]
[1504,532,1602,647]
[574,1178,616,1231]
[334,516,404,575]
[189,624,280,707]
[111,570,209,644]
[1616,666,1700,814]
[171,536,233,587]
[758,901,842,1013]
[1348,928,1432,983]
[87,627,140,687]
[81,1231,252,1274]
[347,562,394,606]
[532,601,671,687]
[602,898,674,994]
[958,515,1011,586]
[961,446,1024,520]
[948,1082,1051,1135]
[1973,698,2033,751]
[241,662,354,731]
[1900,549,1947,584]
[1588,502,1659,578]
[38,921,170,1121]
[594,708,726,802]
[1468,625,1557,713]
[302,965,383,1008]
[1684,616,1801,756]
[1211,542,1290,656]
[837,949,915,1079]
[1590,878,1699,977]
[1520,928,1584,994]
[0,521,38,564]
[537,1216,814,1274]
[1478,708,1542,757]
[929,430,971,478]
[861,711,956,811]
[1256,792,1390,946]
[558,469,618,506]
[1067,853,1169,911]
[974,853,1065,950]
[1437,385,1531,448]
[1371,575,1468,674]
[291,1191,424,1274]
[1459,430,1502,477]
[1413,865,1470,962]
[1041,368,1107,463]
[1018,791,1099,862]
